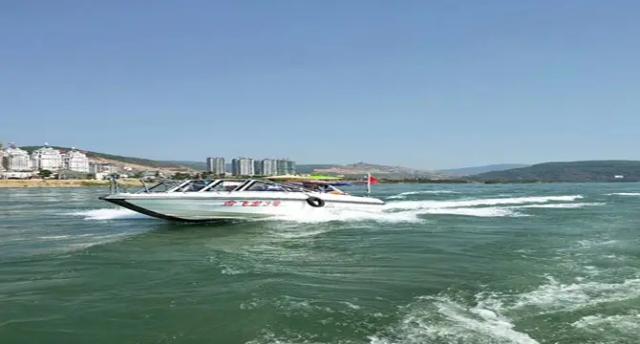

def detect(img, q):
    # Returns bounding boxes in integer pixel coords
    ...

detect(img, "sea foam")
[572,312,640,333]
[384,195,583,211]
[515,202,604,209]
[387,190,459,199]
[510,276,640,314]
[261,194,590,223]
[369,273,640,344]
[66,208,148,220]
[369,296,538,344]
[273,207,425,224]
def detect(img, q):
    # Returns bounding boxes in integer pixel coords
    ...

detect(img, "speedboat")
[100,179,384,222]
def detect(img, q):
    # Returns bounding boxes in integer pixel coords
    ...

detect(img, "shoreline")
[1,178,635,188]
[0,179,144,188]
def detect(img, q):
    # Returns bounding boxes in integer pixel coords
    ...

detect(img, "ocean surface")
[1,183,639,344]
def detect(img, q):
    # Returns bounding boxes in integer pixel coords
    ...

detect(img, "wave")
[30,232,142,255]
[420,207,522,217]
[243,272,640,344]
[576,239,619,249]
[516,202,605,209]
[369,296,538,344]
[384,195,583,211]
[65,238,129,251]
[510,276,640,313]
[37,235,72,240]
[387,190,459,199]
[273,207,425,224]
[274,205,522,223]
[66,208,148,220]
[270,194,590,223]
[606,192,640,196]
[220,265,246,275]
[370,274,640,344]
[572,312,640,333]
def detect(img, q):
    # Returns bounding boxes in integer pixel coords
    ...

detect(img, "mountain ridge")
[438,164,529,177]
[472,160,640,182]
[18,146,640,182]
[309,162,443,179]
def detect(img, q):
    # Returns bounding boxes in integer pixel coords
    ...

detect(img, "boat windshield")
[172,180,210,192]
[203,180,243,192]
[244,181,289,192]
[138,180,184,193]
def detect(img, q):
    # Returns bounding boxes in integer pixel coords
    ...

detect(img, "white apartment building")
[231,158,254,176]
[206,157,225,175]
[4,146,32,171]
[63,149,90,173]
[261,159,278,176]
[31,146,63,171]
[276,159,296,175]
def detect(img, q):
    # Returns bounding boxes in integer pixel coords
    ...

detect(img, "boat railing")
[108,177,351,195]
[133,179,186,193]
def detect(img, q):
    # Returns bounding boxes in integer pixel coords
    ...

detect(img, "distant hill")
[311,162,443,180]
[162,160,207,170]
[296,164,341,174]
[439,164,529,177]
[20,146,200,172]
[473,160,640,182]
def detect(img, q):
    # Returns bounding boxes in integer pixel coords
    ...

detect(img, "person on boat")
[302,182,345,195]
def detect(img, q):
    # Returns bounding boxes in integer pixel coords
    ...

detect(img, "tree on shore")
[39,170,52,178]
[173,172,192,180]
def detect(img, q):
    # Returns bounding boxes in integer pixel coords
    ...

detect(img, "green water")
[1,183,639,343]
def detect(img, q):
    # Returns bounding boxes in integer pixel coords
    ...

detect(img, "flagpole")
[367,172,371,194]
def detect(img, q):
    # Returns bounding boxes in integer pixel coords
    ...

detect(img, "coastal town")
[0,143,297,181]
[0,144,93,179]
[209,157,295,177]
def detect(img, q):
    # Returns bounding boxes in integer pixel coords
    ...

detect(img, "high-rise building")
[253,160,263,176]
[4,145,32,171]
[231,159,239,176]
[276,159,287,175]
[286,160,296,175]
[231,158,254,176]
[206,157,225,175]
[260,159,277,176]
[0,149,5,172]
[63,149,90,173]
[276,159,296,175]
[31,145,63,171]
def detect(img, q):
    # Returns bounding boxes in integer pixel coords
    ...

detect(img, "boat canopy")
[267,175,343,181]
[133,179,349,195]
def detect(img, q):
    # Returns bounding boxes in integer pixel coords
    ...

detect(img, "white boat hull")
[102,191,384,221]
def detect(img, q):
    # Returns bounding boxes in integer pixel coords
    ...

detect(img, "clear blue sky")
[1,1,639,169]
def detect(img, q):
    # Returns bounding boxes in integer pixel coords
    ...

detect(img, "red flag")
[368,175,380,185]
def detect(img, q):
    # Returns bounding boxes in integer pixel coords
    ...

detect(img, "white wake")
[387,190,460,199]
[66,208,148,220]
[369,295,539,344]
[384,195,583,211]
[369,273,640,344]
[66,194,598,223]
